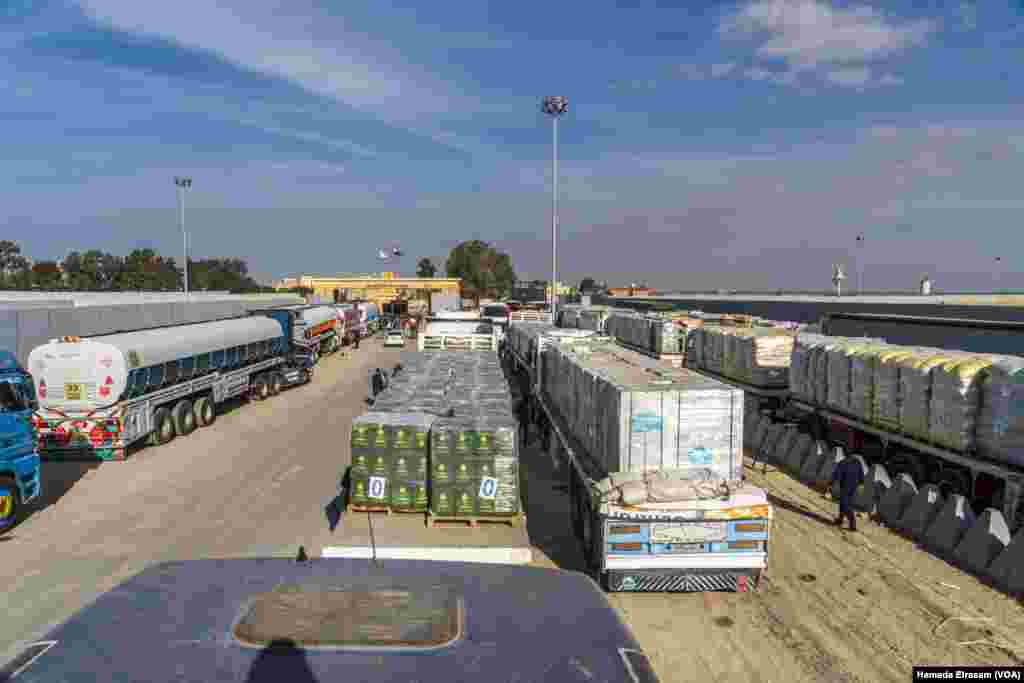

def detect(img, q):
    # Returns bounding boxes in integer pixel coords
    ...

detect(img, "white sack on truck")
[977,357,1024,467]
[849,344,891,423]
[744,329,794,388]
[790,333,828,402]
[897,349,954,441]
[872,348,915,431]
[928,356,993,452]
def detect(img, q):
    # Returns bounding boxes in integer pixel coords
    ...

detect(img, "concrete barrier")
[784,433,812,475]
[770,423,794,466]
[799,440,827,484]
[878,474,917,527]
[759,424,784,464]
[898,484,945,539]
[924,494,977,556]
[853,464,892,514]
[750,416,771,454]
[952,509,1011,575]
[987,528,1024,594]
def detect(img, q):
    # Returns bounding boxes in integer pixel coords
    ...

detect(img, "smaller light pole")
[542,95,569,320]
[855,233,865,295]
[174,176,192,295]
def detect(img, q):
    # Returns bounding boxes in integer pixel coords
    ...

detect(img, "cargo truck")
[27,317,314,461]
[0,351,41,530]
[686,320,1024,531]
[507,333,771,593]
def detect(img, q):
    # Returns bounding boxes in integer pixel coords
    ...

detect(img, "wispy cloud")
[719,0,931,88]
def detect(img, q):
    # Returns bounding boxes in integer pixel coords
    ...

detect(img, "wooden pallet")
[346,504,426,516]
[426,512,524,529]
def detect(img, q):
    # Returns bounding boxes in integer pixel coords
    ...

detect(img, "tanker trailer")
[250,304,339,360]
[27,316,311,461]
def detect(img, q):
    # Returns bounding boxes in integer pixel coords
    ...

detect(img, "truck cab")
[0,351,41,530]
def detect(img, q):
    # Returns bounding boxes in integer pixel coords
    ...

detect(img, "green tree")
[117,249,180,291]
[416,257,437,278]
[0,241,30,288]
[31,261,63,289]
[445,240,516,306]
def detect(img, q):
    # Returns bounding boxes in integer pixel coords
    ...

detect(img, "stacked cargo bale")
[872,348,915,431]
[742,329,794,388]
[541,343,744,482]
[898,349,956,441]
[790,333,829,403]
[849,343,892,423]
[977,358,1024,465]
[578,307,613,333]
[606,313,686,356]
[928,356,994,452]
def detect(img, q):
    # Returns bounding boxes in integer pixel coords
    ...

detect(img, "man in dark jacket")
[354,331,361,350]
[829,456,866,531]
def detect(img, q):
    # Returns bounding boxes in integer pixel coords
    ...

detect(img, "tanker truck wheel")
[172,399,196,436]
[250,377,268,401]
[194,396,216,427]
[0,476,20,532]
[268,372,283,396]
[149,408,176,446]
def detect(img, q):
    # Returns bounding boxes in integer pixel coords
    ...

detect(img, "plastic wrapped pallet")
[790,333,828,402]
[826,340,872,415]
[977,357,1024,466]
[898,349,956,441]
[688,327,704,369]
[429,416,520,518]
[928,356,993,452]
[745,329,794,388]
[849,343,891,423]
[349,412,435,511]
[872,348,914,431]
[541,343,743,481]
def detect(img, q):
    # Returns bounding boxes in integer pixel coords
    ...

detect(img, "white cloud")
[677,64,704,79]
[745,67,798,85]
[720,0,933,69]
[825,67,871,87]
[75,0,485,152]
[878,73,903,86]
[953,2,977,31]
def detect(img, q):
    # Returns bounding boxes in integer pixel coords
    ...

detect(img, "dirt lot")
[3,338,1024,682]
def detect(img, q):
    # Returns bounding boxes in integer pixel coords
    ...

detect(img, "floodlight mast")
[542,96,568,319]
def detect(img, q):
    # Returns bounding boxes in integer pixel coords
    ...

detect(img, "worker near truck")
[827,455,865,531]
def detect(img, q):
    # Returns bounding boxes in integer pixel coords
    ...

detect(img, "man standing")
[354,330,361,350]
[828,455,866,531]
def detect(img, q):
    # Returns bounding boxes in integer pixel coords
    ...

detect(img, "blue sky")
[2,1,1023,290]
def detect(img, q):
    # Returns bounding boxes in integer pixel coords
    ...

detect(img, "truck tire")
[150,407,176,446]
[172,399,196,436]
[0,476,20,532]
[252,377,270,401]
[268,372,283,396]
[194,396,216,427]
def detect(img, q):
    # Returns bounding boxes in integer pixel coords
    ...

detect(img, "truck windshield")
[0,381,27,412]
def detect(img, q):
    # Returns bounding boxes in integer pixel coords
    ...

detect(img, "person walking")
[354,330,361,350]
[827,455,866,531]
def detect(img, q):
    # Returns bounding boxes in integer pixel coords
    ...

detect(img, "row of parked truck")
[0,301,383,530]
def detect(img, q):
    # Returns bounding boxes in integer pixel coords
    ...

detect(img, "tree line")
[0,240,269,293]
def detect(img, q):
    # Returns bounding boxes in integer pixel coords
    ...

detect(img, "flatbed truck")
[506,344,772,593]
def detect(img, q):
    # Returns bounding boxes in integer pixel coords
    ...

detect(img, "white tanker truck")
[27,315,316,461]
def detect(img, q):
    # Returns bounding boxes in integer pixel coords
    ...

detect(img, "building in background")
[273,273,461,306]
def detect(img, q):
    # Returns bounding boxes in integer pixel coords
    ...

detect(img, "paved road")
[4,337,1023,682]
[0,339,531,662]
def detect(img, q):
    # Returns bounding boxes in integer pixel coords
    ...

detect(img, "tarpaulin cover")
[977,357,1024,466]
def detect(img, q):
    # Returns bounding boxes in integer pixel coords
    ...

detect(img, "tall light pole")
[855,233,865,295]
[174,176,192,295]
[542,96,568,319]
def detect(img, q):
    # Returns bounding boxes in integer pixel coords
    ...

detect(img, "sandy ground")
[3,338,1024,682]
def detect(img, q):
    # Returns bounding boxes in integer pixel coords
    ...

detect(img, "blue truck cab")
[0,351,40,531]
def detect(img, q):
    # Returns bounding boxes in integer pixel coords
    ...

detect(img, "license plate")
[64,383,83,401]
[650,522,726,544]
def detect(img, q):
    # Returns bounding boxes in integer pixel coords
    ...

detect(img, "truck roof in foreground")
[3,558,658,683]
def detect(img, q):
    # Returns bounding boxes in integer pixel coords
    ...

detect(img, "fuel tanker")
[27,314,317,461]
